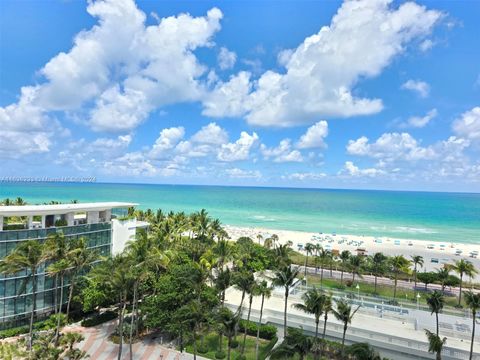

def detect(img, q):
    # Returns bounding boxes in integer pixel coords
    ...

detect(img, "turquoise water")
[0,183,479,244]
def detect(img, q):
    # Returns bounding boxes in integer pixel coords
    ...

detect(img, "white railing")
[225,302,479,360]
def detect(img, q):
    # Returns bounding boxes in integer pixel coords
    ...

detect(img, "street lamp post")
[416,293,420,310]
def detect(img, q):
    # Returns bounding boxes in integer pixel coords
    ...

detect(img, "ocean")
[0,182,479,244]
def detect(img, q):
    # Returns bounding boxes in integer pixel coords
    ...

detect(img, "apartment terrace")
[0,202,137,231]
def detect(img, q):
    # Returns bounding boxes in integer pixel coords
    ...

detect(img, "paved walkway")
[65,321,207,360]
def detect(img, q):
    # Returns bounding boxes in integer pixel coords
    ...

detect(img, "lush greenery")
[291,248,477,307]
[0,330,87,360]
[238,320,277,340]
[185,333,277,360]
[80,310,117,327]
[0,201,478,360]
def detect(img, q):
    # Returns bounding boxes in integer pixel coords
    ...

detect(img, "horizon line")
[2,180,479,196]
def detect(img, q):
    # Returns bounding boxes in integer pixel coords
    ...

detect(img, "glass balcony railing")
[0,222,112,242]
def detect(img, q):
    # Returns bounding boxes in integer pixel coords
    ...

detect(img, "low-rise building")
[0,202,146,329]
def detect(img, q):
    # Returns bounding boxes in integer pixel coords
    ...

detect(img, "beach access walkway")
[64,321,207,360]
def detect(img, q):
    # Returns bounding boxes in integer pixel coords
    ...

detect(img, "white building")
[0,202,148,329]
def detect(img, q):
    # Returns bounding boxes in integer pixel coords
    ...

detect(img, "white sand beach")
[224,225,480,282]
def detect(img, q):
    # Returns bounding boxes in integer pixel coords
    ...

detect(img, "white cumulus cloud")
[261,139,304,163]
[297,121,329,148]
[225,168,261,179]
[403,108,437,128]
[218,47,237,70]
[203,0,442,127]
[401,79,431,98]
[347,132,436,162]
[452,107,480,143]
[342,161,384,177]
[1,0,224,137]
[217,131,259,162]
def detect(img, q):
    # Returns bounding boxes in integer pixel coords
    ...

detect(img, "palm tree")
[271,265,301,337]
[271,234,279,249]
[182,299,205,360]
[339,250,350,285]
[347,343,382,360]
[126,230,170,359]
[256,233,263,245]
[436,268,450,294]
[215,268,231,306]
[389,255,410,300]
[304,243,315,279]
[370,252,387,294]
[333,299,360,357]
[318,248,331,287]
[292,287,325,342]
[274,244,292,268]
[90,254,134,360]
[263,237,273,249]
[270,328,313,360]
[0,240,46,351]
[43,232,68,315]
[46,259,70,344]
[233,271,255,316]
[314,244,322,274]
[214,238,233,270]
[270,327,312,360]
[411,255,424,289]
[425,329,446,360]
[219,308,238,360]
[253,280,273,360]
[349,255,363,283]
[464,291,480,360]
[322,294,332,340]
[453,260,478,306]
[65,237,98,319]
[426,290,444,336]
[241,278,258,355]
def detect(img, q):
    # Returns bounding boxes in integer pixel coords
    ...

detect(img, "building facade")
[0,202,146,329]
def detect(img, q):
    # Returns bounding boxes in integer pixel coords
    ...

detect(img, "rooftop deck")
[0,202,137,216]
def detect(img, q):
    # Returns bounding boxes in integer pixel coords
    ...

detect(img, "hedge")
[0,315,59,339]
[81,311,117,327]
[238,320,277,340]
[0,326,29,339]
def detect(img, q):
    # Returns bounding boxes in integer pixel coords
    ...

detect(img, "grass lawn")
[186,332,277,360]
[306,274,462,308]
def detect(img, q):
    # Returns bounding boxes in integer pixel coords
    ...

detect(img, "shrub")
[54,219,68,227]
[215,350,226,359]
[35,314,65,331]
[345,280,353,287]
[197,345,209,354]
[230,339,239,348]
[237,320,276,340]
[81,311,117,327]
[259,325,277,340]
[235,354,246,360]
[0,326,29,339]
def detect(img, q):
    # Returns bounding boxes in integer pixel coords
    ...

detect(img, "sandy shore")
[224,225,480,282]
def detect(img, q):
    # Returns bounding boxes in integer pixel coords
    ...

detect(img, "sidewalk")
[65,321,208,360]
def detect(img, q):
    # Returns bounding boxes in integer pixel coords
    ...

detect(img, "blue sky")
[0,0,479,192]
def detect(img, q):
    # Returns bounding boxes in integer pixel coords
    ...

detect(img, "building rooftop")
[0,202,138,216]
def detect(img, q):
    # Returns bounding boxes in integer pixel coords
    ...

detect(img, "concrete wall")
[111,218,137,255]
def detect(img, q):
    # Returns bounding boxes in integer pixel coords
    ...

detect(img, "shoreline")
[224,224,480,281]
